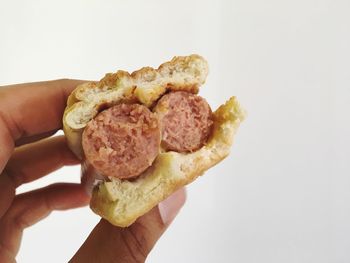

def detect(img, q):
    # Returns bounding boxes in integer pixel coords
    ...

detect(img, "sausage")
[82,92,212,180]
[82,104,161,179]
[154,91,213,152]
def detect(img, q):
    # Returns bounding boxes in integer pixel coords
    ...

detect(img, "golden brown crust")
[62,55,245,227]
[89,97,245,227]
[63,54,208,159]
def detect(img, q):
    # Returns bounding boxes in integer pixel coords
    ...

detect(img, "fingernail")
[159,188,186,225]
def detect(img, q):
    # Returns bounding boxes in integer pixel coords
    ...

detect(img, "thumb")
[70,188,186,263]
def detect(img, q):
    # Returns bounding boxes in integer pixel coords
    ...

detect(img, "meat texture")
[82,104,160,179]
[154,91,213,152]
[82,91,213,179]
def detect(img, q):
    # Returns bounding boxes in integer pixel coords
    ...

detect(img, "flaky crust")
[90,97,244,227]
[63,55,208,158]
[63,55,245,227]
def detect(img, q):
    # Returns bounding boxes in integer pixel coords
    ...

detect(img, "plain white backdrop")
[1,0,349,262]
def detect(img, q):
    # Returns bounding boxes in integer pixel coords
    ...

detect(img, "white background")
[1,0,349,262]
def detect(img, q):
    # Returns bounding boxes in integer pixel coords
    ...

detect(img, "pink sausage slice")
[82,104,161,179]
[154,91,213,152]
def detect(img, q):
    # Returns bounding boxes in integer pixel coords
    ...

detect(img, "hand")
[0,80,90,262]
[71,187,186,263]
[0,80,186,263]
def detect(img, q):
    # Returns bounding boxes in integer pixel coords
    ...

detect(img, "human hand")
[0,80,91,262]
[71,187,186,263]
[0,80,186,263]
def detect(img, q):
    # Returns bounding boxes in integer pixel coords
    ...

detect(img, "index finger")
[0,79,85,171]
[0,79,85,139]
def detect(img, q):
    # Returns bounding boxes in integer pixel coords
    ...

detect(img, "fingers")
[0,245,16,263]
[0,79,86,170]
[6,136,79,187]
[0,121,15,173]
[0,136,79,217]
[0,79,86,139]
[0,172,15,218]
[0,183,90,257]
[15,129,57,147]
[70,188,186,263]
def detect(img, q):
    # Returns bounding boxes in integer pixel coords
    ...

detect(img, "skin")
[0,80,186,263]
